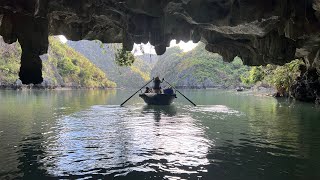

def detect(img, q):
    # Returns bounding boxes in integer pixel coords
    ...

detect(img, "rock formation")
[0,1,320,93]
[291,67,320,104]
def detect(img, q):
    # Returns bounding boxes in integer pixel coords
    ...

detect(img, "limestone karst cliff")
[0,36,116,88]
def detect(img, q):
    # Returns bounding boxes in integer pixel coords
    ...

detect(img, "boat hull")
[139,93,177,105]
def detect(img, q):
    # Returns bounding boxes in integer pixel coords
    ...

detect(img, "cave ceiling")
[1,0,320,84]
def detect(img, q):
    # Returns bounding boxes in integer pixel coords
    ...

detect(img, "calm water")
[0,89,320,179]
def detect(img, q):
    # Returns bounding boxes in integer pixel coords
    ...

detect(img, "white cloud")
[170,40,198,52]
[58,35,198,55]
[132,42,156,56]
[133,40,198,56]
[58,35,68,43]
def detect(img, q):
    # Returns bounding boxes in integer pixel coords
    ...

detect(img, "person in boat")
[144,87,151,93]
[153,76,163,94]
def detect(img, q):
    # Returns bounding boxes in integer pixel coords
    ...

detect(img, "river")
[0,89,320,179]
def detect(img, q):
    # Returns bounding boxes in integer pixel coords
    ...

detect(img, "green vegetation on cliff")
[241,59,304,94]
[67,40,151,88]
[151,43,250,88]
[0,37,116,88]
[0,40,20,84]
[1,36,304,92]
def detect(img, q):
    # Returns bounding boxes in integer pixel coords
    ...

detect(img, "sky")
[58,35,198,55]
[132,40,198,55]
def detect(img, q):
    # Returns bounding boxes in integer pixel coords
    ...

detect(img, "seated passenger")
[144,87,151,93]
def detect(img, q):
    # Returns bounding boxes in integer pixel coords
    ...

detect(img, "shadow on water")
[141,105,177,121]
[17,134,50,179]
[202,142,308,180]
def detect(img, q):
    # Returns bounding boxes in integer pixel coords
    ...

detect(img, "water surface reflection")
[42,105,211,179]
[0,90,320,179]
[142,105,177,121]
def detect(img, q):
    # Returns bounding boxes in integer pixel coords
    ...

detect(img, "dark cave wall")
[0,0,319,90]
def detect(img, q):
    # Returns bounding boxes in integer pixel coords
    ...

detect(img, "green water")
[0,89,320,179]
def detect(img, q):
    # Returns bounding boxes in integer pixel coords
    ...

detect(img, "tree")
[115,47,135,66]
[241,66,265,85]
[264,59,303,93]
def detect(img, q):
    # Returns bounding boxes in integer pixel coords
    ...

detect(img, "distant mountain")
[0,36,116,88]
[151,43,250,88]
[1,35,302,93]
[135,54,159,69]
[67,41,250,89]
[67,40,152,88]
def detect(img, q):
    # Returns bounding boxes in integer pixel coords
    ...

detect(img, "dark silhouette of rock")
[291,68,320,103]
[0,0,320,85]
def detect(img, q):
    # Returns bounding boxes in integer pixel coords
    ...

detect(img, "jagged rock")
[291,68,320,103]
[1,0,320,84]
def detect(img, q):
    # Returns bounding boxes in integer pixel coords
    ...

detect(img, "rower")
[153,77,163,94]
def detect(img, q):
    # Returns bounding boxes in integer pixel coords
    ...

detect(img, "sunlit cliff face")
[1,0,320,84]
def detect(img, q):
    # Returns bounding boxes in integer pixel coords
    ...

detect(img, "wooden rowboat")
[120,78,195,106]
[139,93,177,105]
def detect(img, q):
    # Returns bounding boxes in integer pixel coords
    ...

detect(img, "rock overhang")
[1,0,320,84]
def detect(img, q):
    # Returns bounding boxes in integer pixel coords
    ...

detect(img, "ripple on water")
[41,105,213,178]
[1,90,320,179]
[189,105,241,114]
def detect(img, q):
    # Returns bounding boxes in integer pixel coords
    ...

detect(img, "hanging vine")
[114,47,135,66]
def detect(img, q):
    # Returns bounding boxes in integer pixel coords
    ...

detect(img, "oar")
[120,78,154,106]
[163,79,197,106]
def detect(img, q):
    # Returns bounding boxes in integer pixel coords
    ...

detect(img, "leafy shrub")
[240,66,265,85]
[115,47,135,66]
[264,59,304,92]
[241,59,304,93]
